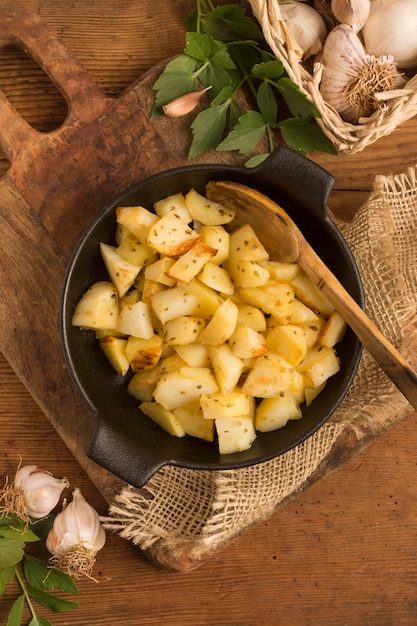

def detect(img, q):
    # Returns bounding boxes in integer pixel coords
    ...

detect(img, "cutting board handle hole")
[0,43,68,131]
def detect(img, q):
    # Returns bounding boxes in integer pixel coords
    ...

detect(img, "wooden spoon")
[206,179,417,411]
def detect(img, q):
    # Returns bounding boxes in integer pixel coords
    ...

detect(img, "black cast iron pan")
[60,146,364,488]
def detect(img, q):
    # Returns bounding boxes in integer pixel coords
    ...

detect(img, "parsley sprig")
[152,1,337,166]
[0,514,79,626]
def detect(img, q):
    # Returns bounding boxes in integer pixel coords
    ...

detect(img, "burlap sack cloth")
[102,166,417,565]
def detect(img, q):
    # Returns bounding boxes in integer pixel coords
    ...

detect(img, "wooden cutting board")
[0,11,415,573]
[0,13,247,496]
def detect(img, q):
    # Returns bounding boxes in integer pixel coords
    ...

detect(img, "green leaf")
[217,110,266,154]
[0,516,49,542]
[152,71,199,113]
[276,77,321,118]
[210,87,243,130]
[193,4,263,42]
[211,85,234,106]
[228,100,244,131]
[24,556,78,594]
[218,5,263,40]
[46,569,78,595]
[184,32,221,61]
[183,7,198,31]
[0,527,22,540]
[0,538,25,568]
[199,61,235,97]
[211,46,236,71]
[252,60,284,80]
[185,34,238,96]
[189,103,229,158]
[28,587,79,613]
[244,153,270,168]
[228,41,264,74]
[23,556,50,591]
[257,81,277,127]
[279,118,338,156]
[18,529,40,543]
[7,594,24,626]
[153,70,199,99]
[0,565,16,595]
[151,1,339,160]
[162,53,198,75]
[29,617,53,626]
[28,516,55,542]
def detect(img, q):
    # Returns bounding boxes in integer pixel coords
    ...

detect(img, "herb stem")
[266,123,275,153]
[196,0,203,33]
[196,0,214,32]
[152,1,338,162]
[193,60,210,80]
[15,565,38,621]
[233,54,258,103]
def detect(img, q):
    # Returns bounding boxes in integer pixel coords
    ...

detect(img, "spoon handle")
[299,244,417,411]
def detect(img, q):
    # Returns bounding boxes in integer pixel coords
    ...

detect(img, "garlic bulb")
[331,0,370,33]
[279,2,327,60]
[163,87,212,117]
[0,464,69,520]
[320,24,406,123]
[362,0,417,69]
[46,488,106,578]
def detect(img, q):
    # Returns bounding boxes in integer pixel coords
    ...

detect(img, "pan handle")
[87,415,167,489]
[248,146,335,219]
[0,12,107,159]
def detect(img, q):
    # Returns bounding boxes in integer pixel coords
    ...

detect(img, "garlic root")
[49,545,99,581]
[345,58,405,119]
[0,478,30,522]
[319,24,406,123]
[0,464,69,522]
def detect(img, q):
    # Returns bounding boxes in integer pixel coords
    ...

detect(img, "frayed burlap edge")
[329,166,417,436]
[102,421,342,561]
[102,167,417,565]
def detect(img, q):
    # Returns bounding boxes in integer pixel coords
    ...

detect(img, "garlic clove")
[331,0,370,32]
[46,488,106,579]
[362,0,417,69]
[279,2,327,60]
[319,24,406,123]
[1,464,69,520]
[320,24,367,121]
[47,488,106,554]
[162,87,212,118]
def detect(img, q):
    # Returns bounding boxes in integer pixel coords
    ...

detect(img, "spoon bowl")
[207,180,417,411]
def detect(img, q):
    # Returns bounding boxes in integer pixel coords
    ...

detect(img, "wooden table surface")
[1,2,417,625]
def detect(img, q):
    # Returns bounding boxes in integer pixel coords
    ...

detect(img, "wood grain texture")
[0,12,236,256]
[310,118,417,190]
[1,350,417,625]
[0,0,417,621]
[0,6,245,504]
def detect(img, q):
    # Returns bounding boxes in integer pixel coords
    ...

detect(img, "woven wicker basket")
[248,0,417,154]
